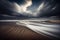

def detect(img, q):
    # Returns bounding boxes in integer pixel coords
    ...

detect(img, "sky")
[0,0,60,19]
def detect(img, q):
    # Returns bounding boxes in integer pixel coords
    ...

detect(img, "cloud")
[0,0,58,18]
[12,0,45,17]
[13,0,32,15]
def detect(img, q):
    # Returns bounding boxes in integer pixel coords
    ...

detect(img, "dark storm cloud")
[39,0,60,17]
[0,0,15,15]
[0,0,60,19]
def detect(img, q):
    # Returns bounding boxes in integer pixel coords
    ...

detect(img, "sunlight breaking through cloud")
[14,0,32,13]
[13,0,44,16]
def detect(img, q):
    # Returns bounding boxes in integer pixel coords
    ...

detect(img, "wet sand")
[0,22,54,40]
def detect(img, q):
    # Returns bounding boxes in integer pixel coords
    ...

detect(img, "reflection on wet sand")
[0,22,52,40]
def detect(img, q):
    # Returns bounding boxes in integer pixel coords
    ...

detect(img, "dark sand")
[0,22,54,40]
